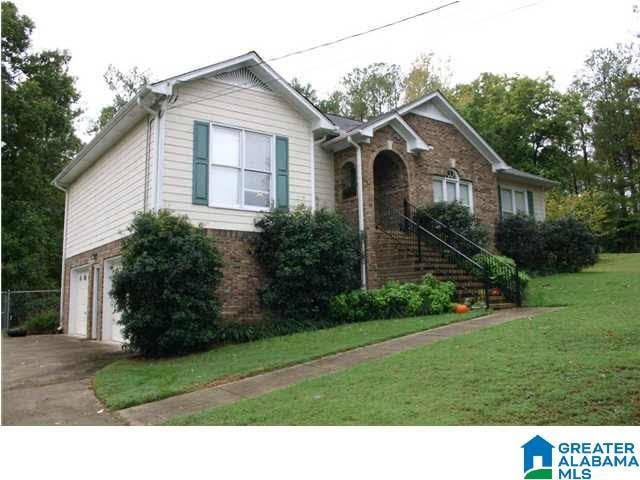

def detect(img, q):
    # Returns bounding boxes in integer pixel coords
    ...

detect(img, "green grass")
[167,253,640,425]
[95,310,485,410]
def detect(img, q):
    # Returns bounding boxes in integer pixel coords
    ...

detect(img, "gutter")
[52,179,69,329]
[347,136,367,290]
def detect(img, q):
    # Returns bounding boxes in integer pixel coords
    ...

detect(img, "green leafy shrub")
[415,202,488,256]
[111,210,223,357]
[496,214,598,273]
[329,275,456,323]
[255,207,360,322]
[495,214,546,271]
[473,254,530,292]
[541,217,598,272]
[23,309,58,334]
[7,326,27,337]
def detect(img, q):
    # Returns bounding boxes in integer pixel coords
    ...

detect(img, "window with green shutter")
[192,121,209,205]
[275,136,289,210]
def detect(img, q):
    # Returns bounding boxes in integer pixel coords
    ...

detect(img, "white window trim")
[208,122,276,212]
[500,185,530,216]
[433,175,474,212]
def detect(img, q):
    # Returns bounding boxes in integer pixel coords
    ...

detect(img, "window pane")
[245,171,270,192]
[501,188,513,213]
[211,126,241,167]
[245,132,271,171]
[446,181,456,202]
[433,180,443,202]
[244,190,270,208]
[515,191,526,213]
[211,166,239,206]
[459,183,470,206]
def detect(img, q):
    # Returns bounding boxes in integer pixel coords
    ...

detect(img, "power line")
[166,1,460,111]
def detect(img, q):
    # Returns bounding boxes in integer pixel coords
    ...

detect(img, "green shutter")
[527,190,535,217]
[192,121,209,205]
[275,136,289,210]
[497,185,503,219]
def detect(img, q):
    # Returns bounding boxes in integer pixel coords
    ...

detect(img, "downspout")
[347,136,367,290]
[52,180,69,330]
[137,96,160,211]
[310,132,316,211]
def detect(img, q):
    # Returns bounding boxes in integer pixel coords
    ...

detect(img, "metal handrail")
[404,200,515,268]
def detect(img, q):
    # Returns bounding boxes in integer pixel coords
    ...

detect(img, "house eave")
[53,87,162,188]
[496,168,560,189]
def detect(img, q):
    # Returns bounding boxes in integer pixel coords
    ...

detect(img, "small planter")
[489,287,502,297]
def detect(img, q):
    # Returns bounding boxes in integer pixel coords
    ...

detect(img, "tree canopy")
[1,1,82,290]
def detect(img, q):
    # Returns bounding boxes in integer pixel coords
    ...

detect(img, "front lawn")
[167,253,640,425]
[95,310,484,410]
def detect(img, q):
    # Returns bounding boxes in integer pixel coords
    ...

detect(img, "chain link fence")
[1,290,60,330]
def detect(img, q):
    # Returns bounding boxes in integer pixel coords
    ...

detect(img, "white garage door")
[69,266,89,337]
[102,257,124,343]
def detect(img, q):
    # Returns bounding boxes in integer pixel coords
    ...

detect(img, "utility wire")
[166,1,460,111]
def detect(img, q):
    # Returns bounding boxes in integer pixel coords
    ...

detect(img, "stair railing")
[376,198,491,309]
[403,200,523,306]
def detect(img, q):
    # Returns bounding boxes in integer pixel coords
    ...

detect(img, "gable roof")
[496,167,559,188]
[323,112,430,154]
[54,51,336,187]
[323,91,510,171]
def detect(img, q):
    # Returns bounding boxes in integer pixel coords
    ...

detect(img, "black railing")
[403,200,523,306]
[376,198,491,308]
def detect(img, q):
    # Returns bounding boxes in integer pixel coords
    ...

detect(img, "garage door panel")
[102,258,124,343]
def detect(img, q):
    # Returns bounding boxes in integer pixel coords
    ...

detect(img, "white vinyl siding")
[498,181,546,221]
[161,77,314,231]
[314,143,335,210]
[65,120,149,258]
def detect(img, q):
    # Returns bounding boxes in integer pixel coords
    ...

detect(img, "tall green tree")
[450,73,578,188]
[404,52,452,102]
[341,62,404,120]
[90,64,149,133]
[575,44,640,251]
[1,1,82,290]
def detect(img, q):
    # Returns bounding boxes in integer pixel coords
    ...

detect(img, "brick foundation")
[62,229,266,339]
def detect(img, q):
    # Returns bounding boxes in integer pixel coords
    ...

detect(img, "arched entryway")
[373,150,409,229]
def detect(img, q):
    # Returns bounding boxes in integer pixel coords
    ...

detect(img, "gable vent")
[212,67,272,92]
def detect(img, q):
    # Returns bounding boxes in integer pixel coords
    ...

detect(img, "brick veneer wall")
[334,117,500,289]
[62,229,266,339]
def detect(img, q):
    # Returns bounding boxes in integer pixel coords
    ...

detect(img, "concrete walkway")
[2,334,128,425]
[119,307,560,425]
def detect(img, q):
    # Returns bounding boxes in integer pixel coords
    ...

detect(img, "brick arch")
[373,149,409,229]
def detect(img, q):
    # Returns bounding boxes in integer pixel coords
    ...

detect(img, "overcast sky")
[14,0,638,139]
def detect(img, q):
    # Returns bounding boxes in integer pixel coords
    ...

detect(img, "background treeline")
[2,0,638,292]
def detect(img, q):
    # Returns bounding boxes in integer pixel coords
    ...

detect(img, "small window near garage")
[432,169,473,210]
[341,162,357,199]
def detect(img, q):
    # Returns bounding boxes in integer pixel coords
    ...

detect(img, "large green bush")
[496,214,598,273]
[415,202,488,256]
[111,211,223,357]
[541,217,598,272]
[255,207,360,321]
[495,214,546,270]
[472,254,530,293]
[23,309,58,334]
[329,275,456,323]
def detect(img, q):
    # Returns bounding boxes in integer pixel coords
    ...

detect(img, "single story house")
[53,51,557,342]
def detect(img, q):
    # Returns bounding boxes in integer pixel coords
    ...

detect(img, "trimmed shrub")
[7,327,27,337]
[111,210,223,357]
[255,207,360,322]
[329,275,456,324]
[415,202,488,256]
[495,214,546,271]
[541,217,598,272]
[473,254,530,293]
[496,214,598,274]
[23,309,59,334]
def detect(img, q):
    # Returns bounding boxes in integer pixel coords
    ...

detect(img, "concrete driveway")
[2,334,127,425]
